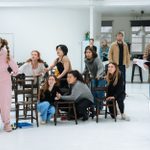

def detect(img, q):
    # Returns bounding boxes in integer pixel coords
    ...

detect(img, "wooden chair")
[92,86,117,123]
[54,100,78,126]
[14,77,39,128]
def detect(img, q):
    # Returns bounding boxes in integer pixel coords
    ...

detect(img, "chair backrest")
[91,85,108,101]
[13,77,34,103]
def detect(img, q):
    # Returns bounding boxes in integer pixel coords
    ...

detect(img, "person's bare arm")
[57,56,70,79]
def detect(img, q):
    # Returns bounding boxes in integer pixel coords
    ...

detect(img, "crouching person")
[37,75,61,124]
[56,70,94,121]
[106,62,129,121]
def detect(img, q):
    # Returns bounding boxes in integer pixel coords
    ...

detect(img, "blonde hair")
[0,38,10,64]
[106,62,120,86]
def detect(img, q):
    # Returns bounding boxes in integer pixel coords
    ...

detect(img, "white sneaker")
[40,121,46,125]
[121,114,130,121]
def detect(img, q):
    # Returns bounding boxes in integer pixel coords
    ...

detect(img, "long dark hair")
[0,38,10,64]
[67,70,84,83]
[106,62,120,86]
[26,50,44,63]
[84,46,97,59]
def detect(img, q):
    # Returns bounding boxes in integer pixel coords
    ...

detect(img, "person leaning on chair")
[55,70,94,121]
[46,44,72,89]
[106,62,130,121]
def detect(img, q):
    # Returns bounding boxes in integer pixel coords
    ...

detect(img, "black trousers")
[75,99,93,118]
[118,65,126,91]
[107,93,125,118]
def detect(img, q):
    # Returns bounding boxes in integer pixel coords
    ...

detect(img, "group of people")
[0,31,133,132]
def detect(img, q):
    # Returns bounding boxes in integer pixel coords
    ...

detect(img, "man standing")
[85,38,97,53]
[108,31,130,90]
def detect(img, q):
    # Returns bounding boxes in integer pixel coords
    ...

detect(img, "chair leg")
[112,100,117,122]
[96,103,99,123]
[72,103,78,125]
[31,104,33,123]
[105,104,107,119]
[35,104,39,127]
[54,104,58,126]
[16,104,19,128]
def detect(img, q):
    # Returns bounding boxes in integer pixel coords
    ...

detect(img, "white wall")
[0,7,89,71]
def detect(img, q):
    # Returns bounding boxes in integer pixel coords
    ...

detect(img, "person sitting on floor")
[37,75,61,124]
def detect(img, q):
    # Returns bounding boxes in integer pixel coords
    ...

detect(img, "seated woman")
[19,50,45,84]
[56,70,94,121]
[47,44,72,89]
[106,62,129,121]
[37,75,61,124]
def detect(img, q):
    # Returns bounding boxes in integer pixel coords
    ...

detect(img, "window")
[130,20,150,53]
[131,26,150,53]
[101,21,113,45]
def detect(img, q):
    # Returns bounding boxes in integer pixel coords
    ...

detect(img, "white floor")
[0,83,150,150]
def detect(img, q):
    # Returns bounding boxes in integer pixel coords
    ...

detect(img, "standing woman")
[99,39,109,62]
[83,46,104,110]
[0,38,18,132]
[106,62,129,120]
[47,44,72,88]
[19,50,45,83]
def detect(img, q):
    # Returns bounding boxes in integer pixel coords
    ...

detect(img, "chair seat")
[91,83,117,123]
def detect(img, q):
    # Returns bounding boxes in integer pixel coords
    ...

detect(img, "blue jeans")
[37,101,55,122]
[91,79,107,110]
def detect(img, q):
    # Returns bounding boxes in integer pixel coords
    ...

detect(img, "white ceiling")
[0,0,150,16]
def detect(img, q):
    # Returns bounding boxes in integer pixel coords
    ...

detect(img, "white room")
[0,0,150,150]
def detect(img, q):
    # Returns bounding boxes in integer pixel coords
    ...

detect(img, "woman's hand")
[55,92,61,100]
[106,96,115,101]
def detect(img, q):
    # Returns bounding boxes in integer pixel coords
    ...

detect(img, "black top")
[107,73,125,100]
[118,42,124,66]
[56,58,67,78]
[39,86,61,105]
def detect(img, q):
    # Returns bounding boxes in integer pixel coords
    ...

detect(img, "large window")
[131,20,150,53]
[101,21,113,45]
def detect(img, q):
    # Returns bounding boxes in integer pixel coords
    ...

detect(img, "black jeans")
[75,99,93,119]
[107,93,125,118]
[119,65,126,91]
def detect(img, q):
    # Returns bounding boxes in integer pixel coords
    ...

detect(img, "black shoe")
[89,111,95,118]
[82,115,88,121]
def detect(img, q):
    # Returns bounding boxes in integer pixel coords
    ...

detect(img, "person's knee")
[50,106,55,115]
[37,101,50,112]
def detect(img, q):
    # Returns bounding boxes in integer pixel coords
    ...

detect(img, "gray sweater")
[60,81,94,103]
[84,57,104,79]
